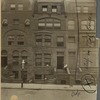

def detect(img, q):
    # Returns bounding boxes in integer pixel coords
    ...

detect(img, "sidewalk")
[1,83,97,91]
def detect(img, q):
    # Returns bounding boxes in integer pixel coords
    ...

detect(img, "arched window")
[1,50,7,67]
[38,18,61,30]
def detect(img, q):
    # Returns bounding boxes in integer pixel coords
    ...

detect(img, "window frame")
[68,20,75,30]
[18,4,23,11]
[42,5,48,12]
[57,36,64,47]
[10,4,16,10]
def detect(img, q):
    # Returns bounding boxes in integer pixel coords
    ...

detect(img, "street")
[1,85,97,100]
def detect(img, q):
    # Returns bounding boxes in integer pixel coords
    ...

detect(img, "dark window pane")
[1,56,7,67]
[35,74,42,79]
[57,42,64,46]
[17,42,24,45]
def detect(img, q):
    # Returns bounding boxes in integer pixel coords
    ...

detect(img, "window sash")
[10,4,16,9]
[57,37,64,42]
[52,8,57,12]
[77,7,81,13]
[18,4,23,10]
[38,23,45,27]
[46,23,53,27]
[54,23,61,27]
[42,6,48,12]
[83,7,88,13]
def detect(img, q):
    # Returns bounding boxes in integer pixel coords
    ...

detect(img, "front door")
[57,56,64,69]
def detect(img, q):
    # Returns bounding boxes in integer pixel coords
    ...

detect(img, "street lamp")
[21,59,25,88]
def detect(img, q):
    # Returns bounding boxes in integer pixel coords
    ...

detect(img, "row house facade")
[1,0,99,85]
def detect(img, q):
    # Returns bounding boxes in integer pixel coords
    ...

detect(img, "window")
[44,53,51,66]
[35,34,51,46]
[76,7,81,13]
[81,20,95,30]
[38,23,45,30]
[36,35,42,46]
[44,35,51,46]
[17,41,24,45]
[52,6,57,12]
[10,4,16,10]
[35,74,42,79]
[35,52,51,67]
[54,23,61,29]
[82,35,96,47]
[57,36,64,47]
[38,18,61,30]
[83,7,88,13]
[7,35,15,45]
[12,51,19,65]
[18,4,23,11]
[68,36,75,43]
[46,23,53,29]
[17,35,24,45]
[42,5,48,12]
[35,53,42,66]
[68,20,75,30]
[81,21,87,30]
[12,71,19,79]
[13,19,19,25]
[1,50,7,67]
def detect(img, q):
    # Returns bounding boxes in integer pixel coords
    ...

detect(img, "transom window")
[38,18,61,30]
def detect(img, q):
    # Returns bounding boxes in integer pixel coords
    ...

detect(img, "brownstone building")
[1,0,99,85]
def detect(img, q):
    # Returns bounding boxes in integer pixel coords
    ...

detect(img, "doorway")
[57,56,64,69]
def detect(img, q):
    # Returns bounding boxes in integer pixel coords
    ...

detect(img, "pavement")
[1,83,98,100]
[1,83,97,90]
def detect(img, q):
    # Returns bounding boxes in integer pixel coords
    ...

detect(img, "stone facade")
[1,0,99,85]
